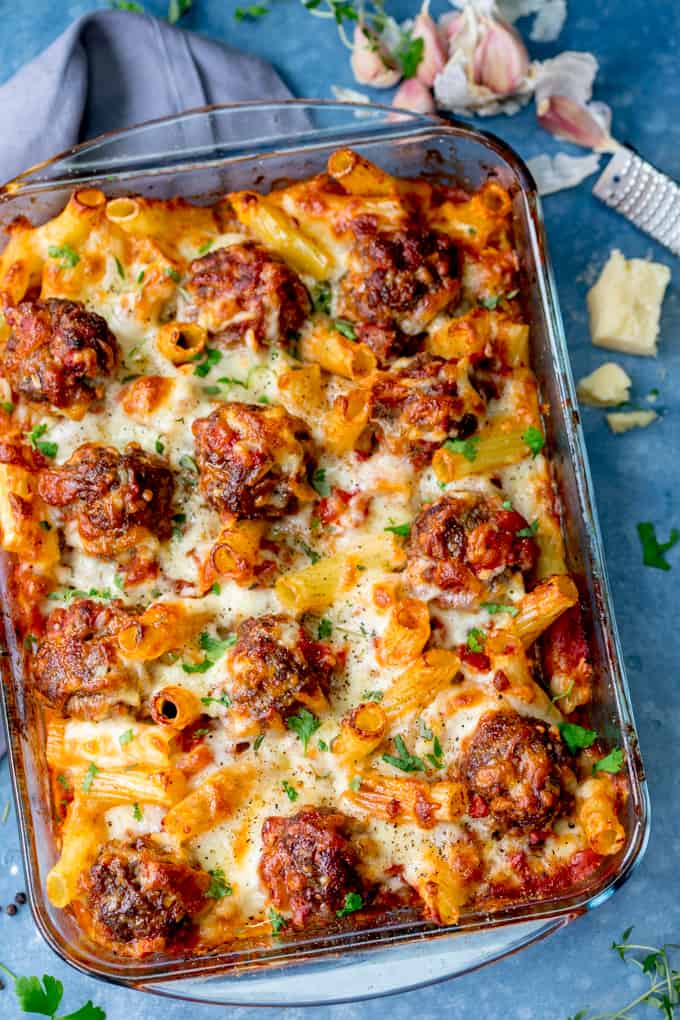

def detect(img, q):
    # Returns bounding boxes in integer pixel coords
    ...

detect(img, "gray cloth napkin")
[0,11,293,758]
[0,9,293,184]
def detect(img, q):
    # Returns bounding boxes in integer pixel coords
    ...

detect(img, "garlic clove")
[350,24,402,89]
[473,19,529,96]
[412,0,448,87]
[536,94,613,149]
[391,77,437,115]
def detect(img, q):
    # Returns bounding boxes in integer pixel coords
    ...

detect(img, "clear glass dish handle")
[142,917,569,1006]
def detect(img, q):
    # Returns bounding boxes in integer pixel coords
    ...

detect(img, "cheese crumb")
[587,250,671,356]
[576,362,631,406]
[606,410,658,434]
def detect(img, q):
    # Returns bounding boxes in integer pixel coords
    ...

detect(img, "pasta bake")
[0,150,628,959]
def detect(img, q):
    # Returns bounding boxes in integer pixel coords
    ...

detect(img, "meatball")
[355,321,422,368]
[38,442,174,556]
[337,220,460,335]
[32,599,141,719]
[462,710,572,833]
[82,837,209,956]
[3,299,118,416]
[259,808,364,927]
[186,241,311,344]
[406,492,539,605]
[369,354,485,461]
[192,402,315,519]
[227,613,336,721]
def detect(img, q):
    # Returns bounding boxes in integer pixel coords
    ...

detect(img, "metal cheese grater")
[593,146,680,255]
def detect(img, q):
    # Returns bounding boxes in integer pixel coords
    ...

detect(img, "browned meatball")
[355,321,422,368]
[259,808,364,927]
[3,299,118,417]
[186,241,311,344]
[227,613,336,721]
[406,492,538,606]
[38,442,174,556]
[369,354,485,461]
[32,599,141,719]
[337,219,460,335]
[462,710,572,833]
[81,837,209,957]
[192,402,314,519]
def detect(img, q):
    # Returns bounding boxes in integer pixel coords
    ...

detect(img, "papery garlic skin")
[534,51,617,151]
[350,24,402,89]
[472,19,529,95]
[412,1,448,87]
[391,78,437,115]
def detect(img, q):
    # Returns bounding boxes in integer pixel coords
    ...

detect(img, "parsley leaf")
[192,347,222,378]
[466,628,486,653]
[253,733,265,751]
[165,267,182,284]
[442,436,479,462]
[311,466,330,497]
[206,867,233,899]
[317,617,333,640]
[300,541,321,564]
[132,803,143,822]
[111,0,145,9]
[197,239,214,255]
[334,319,357,341]
[0,401,14,414]
[28,424,58,459]
[426,734,444,770]
[182,658,214,674]
[81,762,99,793]
[336,891,363,917]
[168,0,192,23]
[559,722,597,753]
[397,32,424,78]
[118,729,135,747]
[155,437,165,455]
[235,3,269,19]
[311,281,332,315]
[362,689,383,702]
[201,692,232,709]
[516,519,539,538]
[268,907,287,933]
[480,602,519,617]
[281,779,298,802]
[47,244,80,269]
[14,973,64,1016]
[382,734,425,773]
[637,522,679,571]
[481,294,500,310]
[384,521,411,537]
[210,582,221,595]
[199,631,236,657]
[286,707,320,752]
[114,256,125,280]
[522,426,545,458]
[593,747,624,775]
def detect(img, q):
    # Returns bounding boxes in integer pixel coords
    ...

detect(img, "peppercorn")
[6,903,17,916]
[15,892,26,905]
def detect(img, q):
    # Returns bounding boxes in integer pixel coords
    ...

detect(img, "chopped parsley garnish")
[27,423,58,458]
[168,0,192,24]
[382,734,425,773]
[466,628,486,653]
[39,520,51,531]
[268,907,287,933]
[501,499,513,510]
[56,773,69,790]
[197,239,214,254]
[199,630,237,656]
[311,281,332,314]
[336,891,363,917]
[23,634,38,652]
[282,779,299,802]
[300,541,321,564]
[114,256,125,279]
[206,867,233,899]
[417,718,433,740]
[426,735,444,770]
[334,318,357,341]
[235,3,269,20]
[362,689,383,702]
[48,587,113,602]
[132,802,143,821]
[522,426,545,458]
[192,347,222,377]
[636,522,679,571]
[311,466,330,497]
[118,729,135,747]
[47,243,80,269]
[210,582,221,595]
[258,395,270,404]
[165,267,182,284]
[384,521,411,537]
[442,435,479,462]
[516,519,539,538]
[286,707,320,752]
[317,617,333,639]
[137,269,145,284]
[217,375,247,389]
[1,401,14,414]
[349,776,362,792]
[203,385,221,396]
[179,454,198,473]
[155,437,165,454]
[201,692,232,709]
[506,289,519,299]
[397,31,424,78]
[317,738,329,751]
[481,294,500,310]
[480,602,519,617]
[558,722,597,754]
[81,762,99,793]
[253,733,265,751]
[592,747,624,775]
[551,680,575,704]
[182,658,214,674]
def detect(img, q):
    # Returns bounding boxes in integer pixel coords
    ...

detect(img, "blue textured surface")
[1,2,679,1017]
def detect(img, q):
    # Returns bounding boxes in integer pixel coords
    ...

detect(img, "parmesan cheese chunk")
[576,362,631,406]
[606,410,658,434]
[587,250,671,356]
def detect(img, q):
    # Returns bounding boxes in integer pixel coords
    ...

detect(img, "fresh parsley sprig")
[382,734,425,773]
[0,963,106,1019]
[637,522,679,571]
[286,707,320,752]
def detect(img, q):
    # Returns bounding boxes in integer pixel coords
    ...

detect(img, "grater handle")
[593,147,680,256]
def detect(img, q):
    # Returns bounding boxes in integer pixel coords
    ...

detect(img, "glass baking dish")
[0,100,650,1006]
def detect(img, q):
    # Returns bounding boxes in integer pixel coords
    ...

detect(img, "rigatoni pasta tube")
[164,766,252,844]
[46,795,107,908]
[69,766,187,807]
[278,363,325,416]
[343,774,466,827]
[382,649,461,721]
[433,423,529,483]
[210,519,266,586]
[229,191,332,279]
[332,702,387,759]
[377,598,430,666]
[151,686,203,730]
[418,852,468,926]
[156,321,206,364]
[0,464,59,569]
[46,718,175,770]
[327,149,398,197]
[576,776,626,856]
[324,389,370,456]
[513,575,578,649]
[485,629,563,725]
[300,326,376,380]
[117,601,205,660]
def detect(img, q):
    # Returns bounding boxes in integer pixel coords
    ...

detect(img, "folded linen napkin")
[0,10,293,757]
